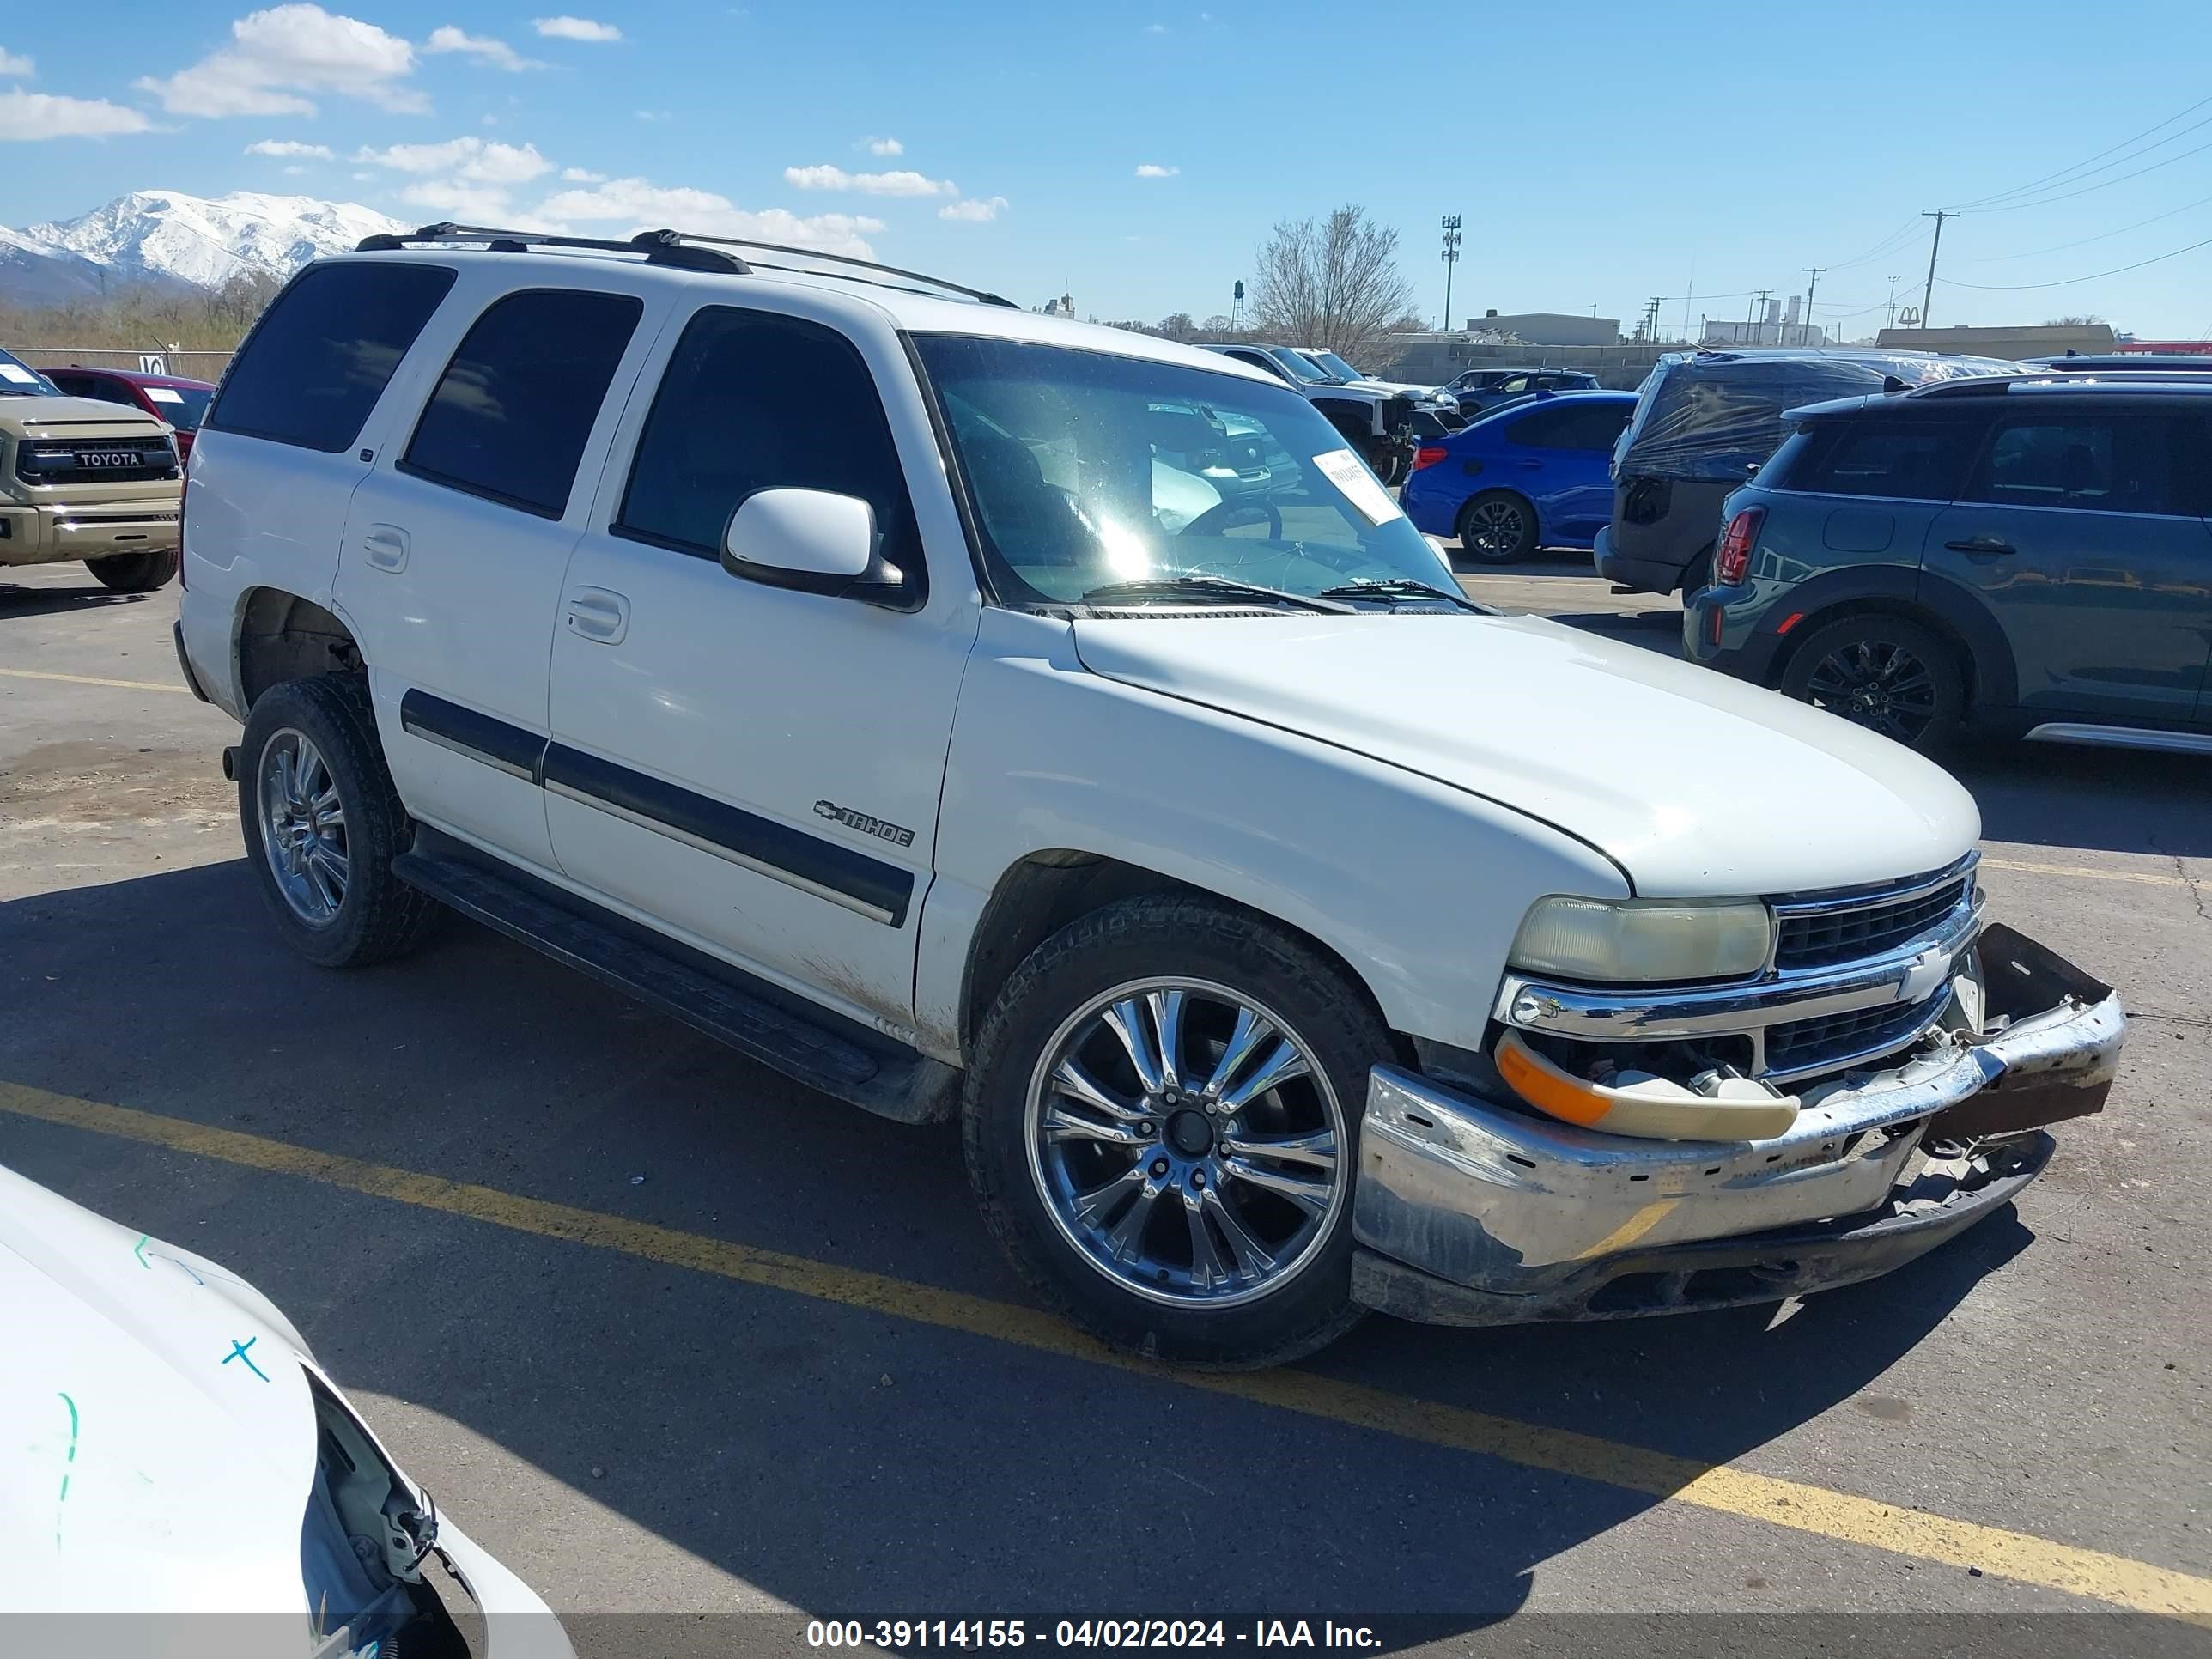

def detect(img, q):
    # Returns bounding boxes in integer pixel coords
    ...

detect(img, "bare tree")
[1154,311,1197,342]
[1249,205,1413,361]
[2043,313,2106,326]
[1199,313,1234,336]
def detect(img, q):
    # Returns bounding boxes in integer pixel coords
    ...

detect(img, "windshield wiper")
[1079,575,1355,613]
[1316,577,1483,611]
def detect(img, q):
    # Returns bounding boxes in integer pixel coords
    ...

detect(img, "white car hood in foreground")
[0,1165,568,1656]
[1072,613,1980,896]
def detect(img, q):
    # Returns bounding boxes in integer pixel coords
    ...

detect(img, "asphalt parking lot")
[3,557,2210,1654]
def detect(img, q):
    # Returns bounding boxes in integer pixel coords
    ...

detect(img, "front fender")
[917,610,1629,1055]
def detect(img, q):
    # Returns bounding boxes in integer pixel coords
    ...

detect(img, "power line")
[1961,132,2212,215]
[1827,216,1926,271]
[1936,232,2212,290]
[1957,191,2212,262]
[1948,93,2212,210]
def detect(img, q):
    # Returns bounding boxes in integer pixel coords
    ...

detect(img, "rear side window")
[1963,415,2187,516]
[400,288,642,519]
[208,262,456,453]
[616,307,921,582]
[1783,419,1978,501]
[1507,402,1632,451]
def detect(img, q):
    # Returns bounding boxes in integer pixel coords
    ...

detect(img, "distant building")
[1875,322,2117,359]
[1042,293,1075,319]
[1466,309,1620,347]
[1701,319,1830,348]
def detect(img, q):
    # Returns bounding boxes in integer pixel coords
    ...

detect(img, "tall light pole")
[1440,215,1463,331]
[1920,210,1956,329]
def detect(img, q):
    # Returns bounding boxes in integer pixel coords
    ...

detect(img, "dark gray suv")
[1684,374,2212,753]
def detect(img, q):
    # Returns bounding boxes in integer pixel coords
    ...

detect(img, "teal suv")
[1685,374,2212,753]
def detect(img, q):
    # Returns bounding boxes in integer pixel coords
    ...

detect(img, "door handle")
[1944,537,2015,557]
[564,586,630,645]
[361,524,410,572]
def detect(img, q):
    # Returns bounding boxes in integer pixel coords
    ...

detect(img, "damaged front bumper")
[1351,925,2124,1325]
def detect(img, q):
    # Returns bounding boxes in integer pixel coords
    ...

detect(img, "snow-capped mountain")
[3,191,409,301]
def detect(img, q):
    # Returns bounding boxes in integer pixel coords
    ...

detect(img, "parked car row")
[1194,341,1466,483]
[0,348,216,592]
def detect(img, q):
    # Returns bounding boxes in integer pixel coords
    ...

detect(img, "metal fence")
[6,346,234,382]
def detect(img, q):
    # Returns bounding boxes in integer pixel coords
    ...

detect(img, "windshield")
[142,384,214,429]
[1265,348,1330,383]
[0,349,60,398]
[1310,350,1364,381]
[915,335,1460,608]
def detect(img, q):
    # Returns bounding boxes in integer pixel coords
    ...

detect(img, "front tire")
[1778,614,1966,751]
[86,549,179,592]
[963,895,1390,1369]
[1456,490,1539,563]
[239,675,442,968]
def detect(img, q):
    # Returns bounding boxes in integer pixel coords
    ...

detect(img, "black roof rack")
[353,222,1018,307]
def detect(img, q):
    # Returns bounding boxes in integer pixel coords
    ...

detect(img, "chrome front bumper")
[1352,931,2124,1325]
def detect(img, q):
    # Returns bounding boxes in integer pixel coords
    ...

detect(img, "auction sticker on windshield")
[1310,449,1403,526]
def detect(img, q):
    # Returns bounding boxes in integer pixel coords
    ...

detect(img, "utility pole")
[1920,210,1956,330]
[1801,267,1824,346]
[1439,215,1463,332]
[1752,289,1771,344]
[1885,275,1901,330]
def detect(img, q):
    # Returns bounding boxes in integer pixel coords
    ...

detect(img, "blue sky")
[4,1,2211,339]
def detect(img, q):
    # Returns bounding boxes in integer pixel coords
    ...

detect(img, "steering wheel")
[1181,499,1283,540]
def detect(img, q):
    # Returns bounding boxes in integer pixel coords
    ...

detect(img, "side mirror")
[722,489,897,600]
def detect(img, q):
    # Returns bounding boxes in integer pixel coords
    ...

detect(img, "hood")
[0,1164,317,1622]
[2,394,172,434]
[1351,378,1441,400]
[1071,614,1980,896]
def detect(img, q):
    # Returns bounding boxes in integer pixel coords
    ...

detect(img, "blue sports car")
[1401,390,1638,563]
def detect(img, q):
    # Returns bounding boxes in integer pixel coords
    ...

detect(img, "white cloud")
[783,163,955,197]
[560,165,605,182]
[283,164,306,174]
[634,109,669,122]
[0,86,155,139]
[532,15,623,41]
[536,177,882,257]
[0,47,33,76]
[424,26,542,71]
[1143,22,1168,33]
[863,136,902,156]
[939,196,1006,223]
[355,136,551,184]
[136,4,423,118]
[1133,163,1178,178]
[246,137,333,158]
[400,178,516,219]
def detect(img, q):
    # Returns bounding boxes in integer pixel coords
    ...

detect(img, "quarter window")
[207,262,456,453]
[401,288,642,519]
[617,308,921,582]
[1784,420,1978,501]
[1964,416,2185,516]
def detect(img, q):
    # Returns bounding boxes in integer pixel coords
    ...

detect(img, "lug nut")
[1137,1120,1157,1137]
[1150,1158,1170,1178]
[1189,1170,1206,1189]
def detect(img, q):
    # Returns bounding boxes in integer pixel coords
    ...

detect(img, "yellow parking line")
[0,666,189,695]
[1981,855,2193,890]
[3,1079,2208,1621]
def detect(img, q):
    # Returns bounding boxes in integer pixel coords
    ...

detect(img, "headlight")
[1508,896,1771,983]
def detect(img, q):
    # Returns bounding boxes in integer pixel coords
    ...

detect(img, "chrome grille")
[1766,990,1948,1079]
[1774,867,1973,970]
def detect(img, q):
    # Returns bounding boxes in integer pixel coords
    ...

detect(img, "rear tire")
[1778,614,1966,751]
[239,674,443,968]
[1456,490,1540,563]
[963,895,1389,1369]
[86,549,179,592]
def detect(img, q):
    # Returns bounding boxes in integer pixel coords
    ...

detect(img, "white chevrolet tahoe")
[177,227,2126,1368]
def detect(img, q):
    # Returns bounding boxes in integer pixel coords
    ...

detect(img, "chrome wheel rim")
[1464,499,1526,555]
[256,728,349,926]
[1804,641,1939,744]
[1024,977,1347,1309]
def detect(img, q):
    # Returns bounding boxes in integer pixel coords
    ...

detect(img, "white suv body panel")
[179,246,1977,1068]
